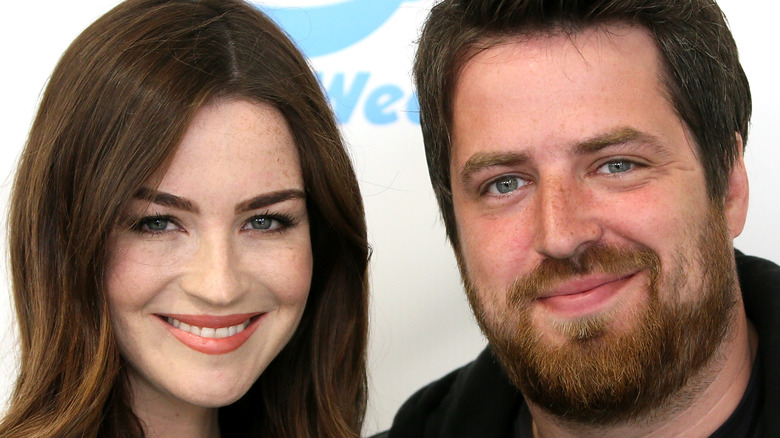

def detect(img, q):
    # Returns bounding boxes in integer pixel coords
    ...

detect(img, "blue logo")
[253,0,421,126]
[260,0,419,57]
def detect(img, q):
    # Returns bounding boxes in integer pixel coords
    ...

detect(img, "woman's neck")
[135,402,219,438]
[127,370,220,438]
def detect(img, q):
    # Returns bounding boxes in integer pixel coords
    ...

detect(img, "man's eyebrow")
[460,151,530,186]
[458,128,665,186]
[575,127,665,155]
[133,187,199,213]
[234,189,306,214]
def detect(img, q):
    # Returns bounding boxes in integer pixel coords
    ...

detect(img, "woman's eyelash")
[130,214,176,234]
[125,212,298,234]
[244,212,297,232]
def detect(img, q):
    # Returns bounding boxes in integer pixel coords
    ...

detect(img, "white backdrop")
[1,1,777,435]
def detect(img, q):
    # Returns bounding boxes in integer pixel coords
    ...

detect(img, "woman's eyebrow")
[234,189,306,214]
[133,187,199,213]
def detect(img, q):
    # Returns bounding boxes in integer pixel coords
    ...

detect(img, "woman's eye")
[597,159,635,174]
[486,175,525,195]
[247,217,275,230]
[244,215,293,232]
[135,216,177,233]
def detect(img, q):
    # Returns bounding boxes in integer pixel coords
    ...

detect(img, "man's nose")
[533,176,602,259]
[180,234,249,306]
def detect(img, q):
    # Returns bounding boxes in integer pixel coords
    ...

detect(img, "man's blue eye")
[489,176,521,194]
[600,160,634,174]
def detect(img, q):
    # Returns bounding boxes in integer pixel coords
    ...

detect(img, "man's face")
[449,25,746,423]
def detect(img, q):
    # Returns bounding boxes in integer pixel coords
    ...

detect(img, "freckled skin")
[451,28,714,327]
[105,100,312,434]
[449,25,752,435]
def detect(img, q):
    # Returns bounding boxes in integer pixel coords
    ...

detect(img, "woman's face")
[106,99,312,412]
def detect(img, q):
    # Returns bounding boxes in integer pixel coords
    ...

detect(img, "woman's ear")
[724,132,749,239]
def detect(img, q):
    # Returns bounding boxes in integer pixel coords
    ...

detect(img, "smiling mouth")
[534,273,640,319]
[164,317,250,339]
[157,313,264,354]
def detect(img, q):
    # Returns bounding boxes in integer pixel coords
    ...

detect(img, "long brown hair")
[414,0,751,248]
[1,0,368,436]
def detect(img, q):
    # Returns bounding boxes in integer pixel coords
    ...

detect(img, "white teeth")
[166,317,250,339]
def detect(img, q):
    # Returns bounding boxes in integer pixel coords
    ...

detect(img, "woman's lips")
[165,316,249,339]
[156,313,264,355]
[159,313,259,328]
[535,273,638,319]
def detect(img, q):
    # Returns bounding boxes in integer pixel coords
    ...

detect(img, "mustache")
[508,245,661,304]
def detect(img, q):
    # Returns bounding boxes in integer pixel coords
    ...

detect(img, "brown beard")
[460,207,738,425]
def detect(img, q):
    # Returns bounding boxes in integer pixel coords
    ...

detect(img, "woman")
[1,0,369,436]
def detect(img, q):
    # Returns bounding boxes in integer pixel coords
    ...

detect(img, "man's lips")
[534,272,640,318]
[537,273,635,299]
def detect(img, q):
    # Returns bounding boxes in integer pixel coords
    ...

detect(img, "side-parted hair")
[2,0,368,436]
[414,0,751,247]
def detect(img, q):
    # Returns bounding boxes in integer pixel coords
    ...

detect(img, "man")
[378,0,779,436]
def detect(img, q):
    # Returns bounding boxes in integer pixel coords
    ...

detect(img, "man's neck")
[528,308,757,438]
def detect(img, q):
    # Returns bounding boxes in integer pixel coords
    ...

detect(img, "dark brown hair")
[414,0,751,247]
[1,0,368,436]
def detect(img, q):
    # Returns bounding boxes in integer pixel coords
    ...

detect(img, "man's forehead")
[448,23,682,167]
[455,23,661,89]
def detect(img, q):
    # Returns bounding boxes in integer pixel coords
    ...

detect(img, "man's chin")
[539,298,657,345]
[539,312,615,344]
[489,293,668,424]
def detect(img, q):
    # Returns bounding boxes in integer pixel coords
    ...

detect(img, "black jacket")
[377,252,780,437]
